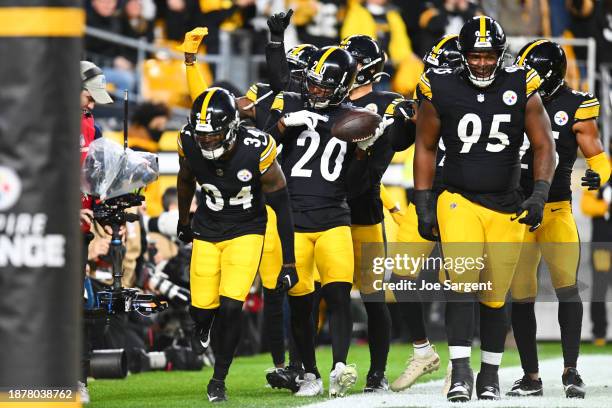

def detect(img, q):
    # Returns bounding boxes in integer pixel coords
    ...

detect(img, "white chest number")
[201,184,253,211]
[291,130,347,182]
[520,131,560,170]
[243,130,268,148]
[457,113,511,153]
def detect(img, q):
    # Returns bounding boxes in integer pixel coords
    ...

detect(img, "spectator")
[120,0,155,65]
[417,0,481,53]
[342,0,422,95]
[155,0,191,42]
[291,0,347,47]
[496,0,551,37]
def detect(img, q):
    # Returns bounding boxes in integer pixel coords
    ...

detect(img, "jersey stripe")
[315,47,339,74]
[517,39,549,66]
[271,92,284,112]
[418,73,432,100]
[246,84,258,102]
[575,104,600,120]
[177,131,185,157]
[259,136,277,173]
[525,69,542,97]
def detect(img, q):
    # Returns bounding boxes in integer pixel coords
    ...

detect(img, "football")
[331,107,382,143]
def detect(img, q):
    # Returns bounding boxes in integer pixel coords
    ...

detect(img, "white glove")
[282,110,328,130]
[357,117,394,151]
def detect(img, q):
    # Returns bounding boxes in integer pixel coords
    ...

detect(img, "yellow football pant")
[511,201,580,301]
[352,223,385,294]
[393,202,437,279]
[190,234,264,309]
[290,226,354,296]
[437,191,526,306]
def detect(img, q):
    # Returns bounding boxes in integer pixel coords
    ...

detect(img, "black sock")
[511,302,538,374]
[445,291,476,347]
[479,303,508,353]
[190,305,217,334]
[263,287,286,366]
[363,301,391,374]
[391,273,428,342]
[557,287,583,368]
[288,293,319,378]
[212,297,243,381]
[322,282,353,368]
[312,281,322,337]
[287,330,303,369]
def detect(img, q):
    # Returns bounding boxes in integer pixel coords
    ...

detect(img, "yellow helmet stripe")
[479,16,486,38]
[314,47,339,74]
[199,88,218,124]
[433,34,458,55]
[517,39,549,66]
[291,44,308,57]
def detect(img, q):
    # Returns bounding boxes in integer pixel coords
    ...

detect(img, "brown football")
[331,107,382,143]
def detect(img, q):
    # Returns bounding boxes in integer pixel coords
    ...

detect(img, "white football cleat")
[329,362,357,397]
[295,373,323,397]
[391,345,440,392]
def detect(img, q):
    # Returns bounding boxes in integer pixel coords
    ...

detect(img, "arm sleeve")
[581,190,608,217]
[265,187,295,264]
[266,42,291,94]
[186,64,208,102]
[384,98,416,152]
[586,152,611,186]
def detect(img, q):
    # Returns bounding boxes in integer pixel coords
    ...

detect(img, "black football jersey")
[177,125,277,241]
[347,91,403,225]
[246,82,277,131]
[520,86,600,202]
[418,66,542,212]
[271,91,357,231]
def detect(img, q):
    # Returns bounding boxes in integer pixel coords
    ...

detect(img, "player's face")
[307,82,333,99]
[465,50,499,79]
[196,131,225,151]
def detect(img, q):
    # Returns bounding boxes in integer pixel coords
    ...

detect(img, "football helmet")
[340,34,386,89]
[515,39,566,99]
[458,16,507,88]
[423,34,462,70]
[286,44,319,82]
[190,87,240,160]
[302,46,357,109]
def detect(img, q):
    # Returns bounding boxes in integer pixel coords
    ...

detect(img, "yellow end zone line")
[0,8,84,37]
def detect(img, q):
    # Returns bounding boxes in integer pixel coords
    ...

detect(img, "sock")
[479,303,508,374]
[363,301,391,374]
[391,273,428,342]
[414,340,433,358]
[288,293,320,378]
[322,282,353,367]
[312,281,322,336]
[263,287,286,366]
[557,287,583,368]
[212,297,243,381]
[190,305,217,335]
[511,301,539,374]
[445,291,476,348]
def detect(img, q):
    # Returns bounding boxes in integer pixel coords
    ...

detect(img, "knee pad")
[555,286,581,302]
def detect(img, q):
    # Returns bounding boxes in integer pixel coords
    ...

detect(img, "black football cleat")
[506,374,543,397]
[476,371,500,400]
[446,365,474,402]
[363,371,389,393]
[266,365,303,393]
[207,379,227,403]
[562,368,585,399]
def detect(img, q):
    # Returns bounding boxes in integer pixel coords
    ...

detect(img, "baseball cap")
[80,61,113,104]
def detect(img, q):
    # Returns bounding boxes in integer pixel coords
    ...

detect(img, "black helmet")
[286,44,319,82]
[515,39,566,99]
[302,46,357,109]
[458,16,507,88]
[340,34,386,89]
[190,87,240,160]
[423,34,462,70]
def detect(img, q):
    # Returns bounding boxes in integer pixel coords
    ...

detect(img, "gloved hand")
[357,117,394,151]
[176,27,208,54]
[267,9,293,42]
[282,110,328,130]
[177,222,194,244]
[393,99,416,121]
[581,168,601,190]
[413,189,439,241]
[512,180,550,232]
[274,264,298,293]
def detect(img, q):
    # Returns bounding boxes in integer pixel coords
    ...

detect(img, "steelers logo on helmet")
[302,46,357,109]
[237,169,253,182]
[340,35,386,90]
[515,39,567,100]
[190,87,240,160]
[458,16,507,88]
[423,34,462,71]
[503,90,517,105]
[554,110,569,126]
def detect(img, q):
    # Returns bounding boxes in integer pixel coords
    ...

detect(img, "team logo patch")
[554,110,569,126]
[503,90,518,106]
[365,103,378,113]
[237,169,252,182]
[0,166,22,211]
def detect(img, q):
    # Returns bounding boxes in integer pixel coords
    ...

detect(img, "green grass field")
[88,342,612,407]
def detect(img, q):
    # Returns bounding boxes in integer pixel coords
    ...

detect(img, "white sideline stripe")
[305,355,612,408]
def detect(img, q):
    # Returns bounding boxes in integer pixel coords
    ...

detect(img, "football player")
[414,16,556,401]
[176,88,298,402]
[267,46,387,397]
[339,34,418,392]
[506,40,610,399]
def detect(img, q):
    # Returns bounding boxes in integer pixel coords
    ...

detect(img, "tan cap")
[80,61,113,104]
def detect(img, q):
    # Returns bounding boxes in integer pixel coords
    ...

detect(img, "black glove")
[274,264,298,293]
[393,99,416,121]
[177,222,193,244]
[513,180,550,232]
[581,168,601,190]
[267,9,293,42]
[413,189,440,241]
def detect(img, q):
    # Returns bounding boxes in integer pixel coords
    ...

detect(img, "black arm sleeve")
[265,187,295,264]
[264,109,284,142]
[389,119,416,152]
[266,41,291,94]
